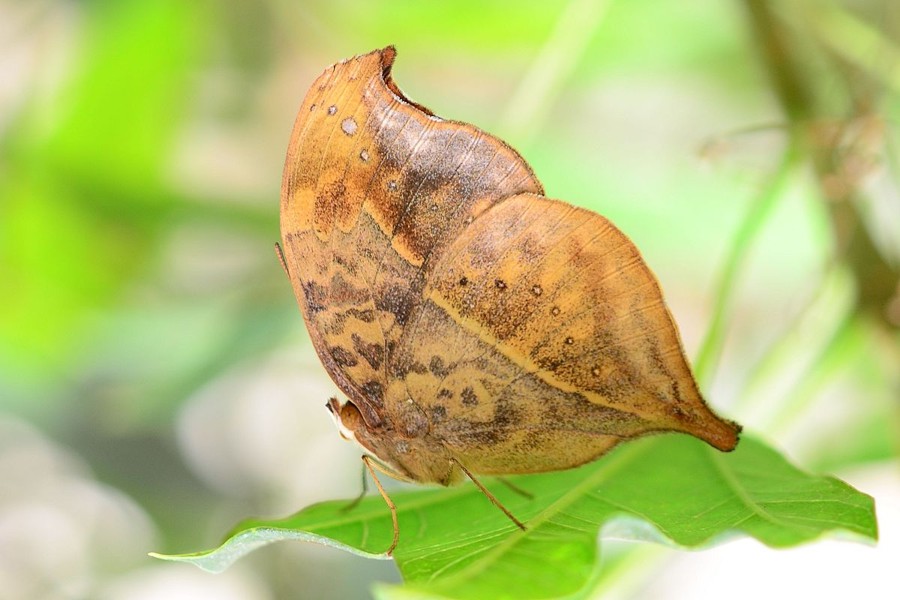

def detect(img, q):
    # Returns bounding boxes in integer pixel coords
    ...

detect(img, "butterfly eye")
[339,401,364,428]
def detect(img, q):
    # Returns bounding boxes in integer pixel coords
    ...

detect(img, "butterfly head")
[325,396,458,485]
[324,397,416,480]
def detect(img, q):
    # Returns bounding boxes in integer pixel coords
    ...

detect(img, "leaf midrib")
[707,446,803,530]
[422,438,659,586]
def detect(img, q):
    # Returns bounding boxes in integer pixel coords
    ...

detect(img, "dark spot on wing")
[360,380,384,408]
[329,272,370,306]
[352,333,384,370]
[429,356,450,378]
[461,386,478,407]
[376,284,415,326]
[330,346,358,368]
[431,405,447,424]
[348,308,376,323]
[390,358,429,379]
[301,280,328,314]
[410,361,428,375]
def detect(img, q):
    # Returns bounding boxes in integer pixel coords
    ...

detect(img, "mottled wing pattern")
[394,194,739,474]
[280,47,542,428]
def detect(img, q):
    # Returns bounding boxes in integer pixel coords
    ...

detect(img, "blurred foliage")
[1,0,898,598]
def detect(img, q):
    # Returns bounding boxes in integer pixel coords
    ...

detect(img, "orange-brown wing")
[392,193,739,475]
[279,47,542,427]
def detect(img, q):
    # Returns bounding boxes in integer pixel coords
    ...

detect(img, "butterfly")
[277,46,740,554]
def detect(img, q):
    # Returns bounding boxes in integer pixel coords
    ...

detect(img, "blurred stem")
[744,0,814,121]
[693,139,802,388]
[768,311,862,438]
[732,265,855,416]
[804,1,900,96]
[498,0,611,145]
[743,0,899,328]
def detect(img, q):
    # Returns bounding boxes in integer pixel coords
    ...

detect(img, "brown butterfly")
[277,46,740,554]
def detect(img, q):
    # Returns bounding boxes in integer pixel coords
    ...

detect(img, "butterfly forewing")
[280,47,542,429]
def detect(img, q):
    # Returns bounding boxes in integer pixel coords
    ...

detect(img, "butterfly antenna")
[274,242,290,277]
[452,458,527,531]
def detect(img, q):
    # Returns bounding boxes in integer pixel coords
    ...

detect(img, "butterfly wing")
[279,47,542,428]
[393,193,740,475]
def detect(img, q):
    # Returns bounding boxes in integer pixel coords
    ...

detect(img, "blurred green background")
[1,0,897,598]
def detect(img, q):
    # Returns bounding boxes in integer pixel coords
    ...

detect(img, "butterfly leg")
[362,454,399,556]
[339,460,370,513]
[451,458,527,531]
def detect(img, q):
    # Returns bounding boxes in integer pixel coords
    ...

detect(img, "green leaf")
[153,435,876,599]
